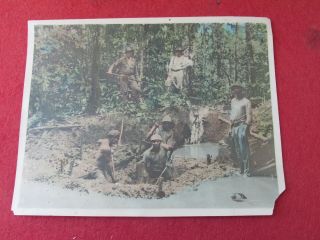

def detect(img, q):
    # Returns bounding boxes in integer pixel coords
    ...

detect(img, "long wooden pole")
[111,121,124,181]
[118,119,124,146]
[107,72,139,82]
[111,153,116,181]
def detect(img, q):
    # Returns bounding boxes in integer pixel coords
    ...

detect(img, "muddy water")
[173,143,220,160]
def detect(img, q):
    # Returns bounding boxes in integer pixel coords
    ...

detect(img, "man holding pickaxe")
[146,115,176,149]
[107,46,141,101]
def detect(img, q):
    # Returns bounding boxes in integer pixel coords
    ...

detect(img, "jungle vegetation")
[29,22,271,135]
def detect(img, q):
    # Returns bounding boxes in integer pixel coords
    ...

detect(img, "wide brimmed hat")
[161,115,173,123]
[125,47,134,52]
[150,134,162,142]
[230,83,245,91]
[174,46,184,51]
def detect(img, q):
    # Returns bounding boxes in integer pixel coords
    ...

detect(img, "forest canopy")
[29,22,270,120]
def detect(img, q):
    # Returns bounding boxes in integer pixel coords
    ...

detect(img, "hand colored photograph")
[12,17,285,216]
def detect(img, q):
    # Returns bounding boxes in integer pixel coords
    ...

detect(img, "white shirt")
[168,56,193,71]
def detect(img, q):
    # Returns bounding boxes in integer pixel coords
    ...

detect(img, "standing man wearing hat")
[143,134,172,181]
[146,115,176,149]
[107,47,141,100]
[165,46,193,91]
[96,129,120,183]
[230,84,252,176]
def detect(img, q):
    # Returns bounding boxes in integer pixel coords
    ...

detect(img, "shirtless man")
[96,129,120,182]
[230,84,252,176]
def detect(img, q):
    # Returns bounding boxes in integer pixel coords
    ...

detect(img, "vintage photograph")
[12,17,284,216]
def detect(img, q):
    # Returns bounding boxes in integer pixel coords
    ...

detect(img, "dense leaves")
[30,23,270,122]
[252,101,273,138]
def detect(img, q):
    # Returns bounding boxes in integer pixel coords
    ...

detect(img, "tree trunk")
[228,58,232,87]
[246,23,256,83]
[234,23,239,83]
[215,24,223,80]
[139,25,149,80]
[187,24,196,94]
[86,26,101,115]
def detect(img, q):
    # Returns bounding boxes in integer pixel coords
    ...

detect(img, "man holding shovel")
[146,115,176,148]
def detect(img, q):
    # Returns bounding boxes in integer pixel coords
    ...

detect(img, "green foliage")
[29,22,271,121]
[252,101,273,138]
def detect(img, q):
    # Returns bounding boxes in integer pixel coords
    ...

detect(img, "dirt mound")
[24,114,237,199]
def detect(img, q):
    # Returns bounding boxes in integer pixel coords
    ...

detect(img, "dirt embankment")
[24,113,237,199]
[24,102,275,199]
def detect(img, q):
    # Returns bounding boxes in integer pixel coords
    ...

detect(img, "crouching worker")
[143,134,173,183]
[96,130,120,183]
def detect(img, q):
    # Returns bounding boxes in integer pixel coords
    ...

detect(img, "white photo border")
[12,17,285,216]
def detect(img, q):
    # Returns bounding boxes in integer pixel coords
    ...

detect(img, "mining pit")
[23,107,275,199]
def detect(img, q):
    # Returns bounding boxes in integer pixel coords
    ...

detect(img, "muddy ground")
[23,108,275,199]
